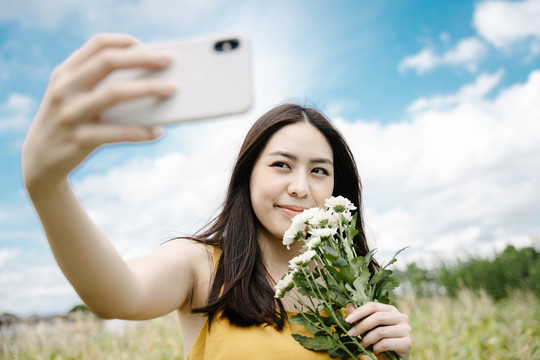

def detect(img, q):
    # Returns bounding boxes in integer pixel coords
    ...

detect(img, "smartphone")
[100,33,253,126]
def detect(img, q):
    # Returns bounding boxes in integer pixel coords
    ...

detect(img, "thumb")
[347,303,356,314]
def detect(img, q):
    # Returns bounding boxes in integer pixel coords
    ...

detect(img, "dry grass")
[398,289,540,359]
[1,312,183,360]
[2,290,538,359]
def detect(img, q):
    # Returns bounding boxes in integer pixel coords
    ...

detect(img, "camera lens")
[214,39,240,52]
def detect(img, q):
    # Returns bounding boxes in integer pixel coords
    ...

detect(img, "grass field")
[1,289,539,359]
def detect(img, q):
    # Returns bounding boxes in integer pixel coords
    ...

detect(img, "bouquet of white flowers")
[274,196,405,360]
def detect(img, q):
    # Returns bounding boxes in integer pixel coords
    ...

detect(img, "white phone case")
[100,33,253,125]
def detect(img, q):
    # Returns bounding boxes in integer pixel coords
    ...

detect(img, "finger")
[360,323,410,349]
[345,302,396,324]
[80,79,176,121]
[59,33,140,72]
[56,79,175,125]
[372,337,412,359]
[348,311,405,337]
[69,47,173,91]
[72,123,164,150]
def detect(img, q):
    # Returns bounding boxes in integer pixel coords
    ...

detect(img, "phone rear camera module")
[214,39,240,52]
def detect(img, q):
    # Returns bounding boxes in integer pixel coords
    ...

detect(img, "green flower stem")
[301,266,377,360]
[289,288,316,315]
[339,219,357,262]
[286,291,356,359]
[312,254,356,306]
[384,350,401,360]
[286,293,327,334]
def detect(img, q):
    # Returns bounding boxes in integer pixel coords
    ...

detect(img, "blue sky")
[1,0,539,316]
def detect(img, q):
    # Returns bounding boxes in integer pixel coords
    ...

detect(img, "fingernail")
[345,315,352,323]
[347,329,357,337]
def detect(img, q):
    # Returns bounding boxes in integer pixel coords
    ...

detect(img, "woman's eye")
[312,167,329,175]
[271,161,290,169]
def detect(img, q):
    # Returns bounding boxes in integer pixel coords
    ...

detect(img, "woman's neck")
[256,226,303,282]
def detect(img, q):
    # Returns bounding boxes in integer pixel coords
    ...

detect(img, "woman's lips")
[277,205,307,217]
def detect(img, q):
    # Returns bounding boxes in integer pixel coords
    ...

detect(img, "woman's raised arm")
[21,33,201,319]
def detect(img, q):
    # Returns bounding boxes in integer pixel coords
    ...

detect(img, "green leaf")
[297,334,337,351]
[353,270,370,291]
[349,271,370,305]
[350,212,358,230]
[351,256,366,271]
[332,257,349,268]
[324,265,341,278]
[346,227,359,242]
[289,314,321,335]
[337,265,356,283]
[291,333,307,342]
[295,278,329,301]
[327,284,350,308]
[322,246,340,262]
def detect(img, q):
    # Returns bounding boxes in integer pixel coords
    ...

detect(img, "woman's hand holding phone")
[21,33,175,194]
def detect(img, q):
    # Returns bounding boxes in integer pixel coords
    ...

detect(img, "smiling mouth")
[277,205,307,217]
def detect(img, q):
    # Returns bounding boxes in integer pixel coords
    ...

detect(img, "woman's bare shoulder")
[155,238,214,268]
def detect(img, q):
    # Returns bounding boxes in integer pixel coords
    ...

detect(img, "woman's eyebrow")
[268,151,333,166]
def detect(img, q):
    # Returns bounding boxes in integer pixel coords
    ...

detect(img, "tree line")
[396,243,540,300]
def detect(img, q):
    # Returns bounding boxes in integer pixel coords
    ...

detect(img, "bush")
[399,244,540,300]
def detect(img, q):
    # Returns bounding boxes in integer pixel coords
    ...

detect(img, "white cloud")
[399,36,488,74]
[474,0,540,50]
[0,248,20,268]
[0,0,218,31]
[400,0,540,75]
[335,69,540,265]
[0,93,35,133]
[407,69,504,112]
[0,0,76,29]
[0,248,80,315]
[398,48,439,74]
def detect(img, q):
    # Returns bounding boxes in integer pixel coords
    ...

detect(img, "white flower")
[293,207,325,226]
[283,229,296,249]
[306,236,322,250]
[341,210,353,222]
[324,209,339,228]
[291,250,317,267]
[274,272,294,298]
[308,212,331,228]
[307,228,337,249]
[283,226,304,250]
[309,227,337,240]
[288,257,299,270]
[325,196,356,213]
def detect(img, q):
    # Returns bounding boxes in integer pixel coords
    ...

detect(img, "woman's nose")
[287,171,309,198]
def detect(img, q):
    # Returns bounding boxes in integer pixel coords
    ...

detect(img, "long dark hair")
[191,104,376,330]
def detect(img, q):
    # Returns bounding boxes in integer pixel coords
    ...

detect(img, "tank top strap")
[208,245,222,269]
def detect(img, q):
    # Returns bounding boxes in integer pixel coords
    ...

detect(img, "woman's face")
[250,122,334,243]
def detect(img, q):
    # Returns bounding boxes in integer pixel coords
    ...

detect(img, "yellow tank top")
[185,246,334,360]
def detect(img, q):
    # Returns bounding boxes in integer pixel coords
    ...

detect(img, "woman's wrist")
[24,174,71,203]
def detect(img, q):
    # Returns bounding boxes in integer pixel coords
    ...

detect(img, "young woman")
[22,34,412,359]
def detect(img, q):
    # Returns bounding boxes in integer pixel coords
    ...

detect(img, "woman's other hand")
[346,302,412,360]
